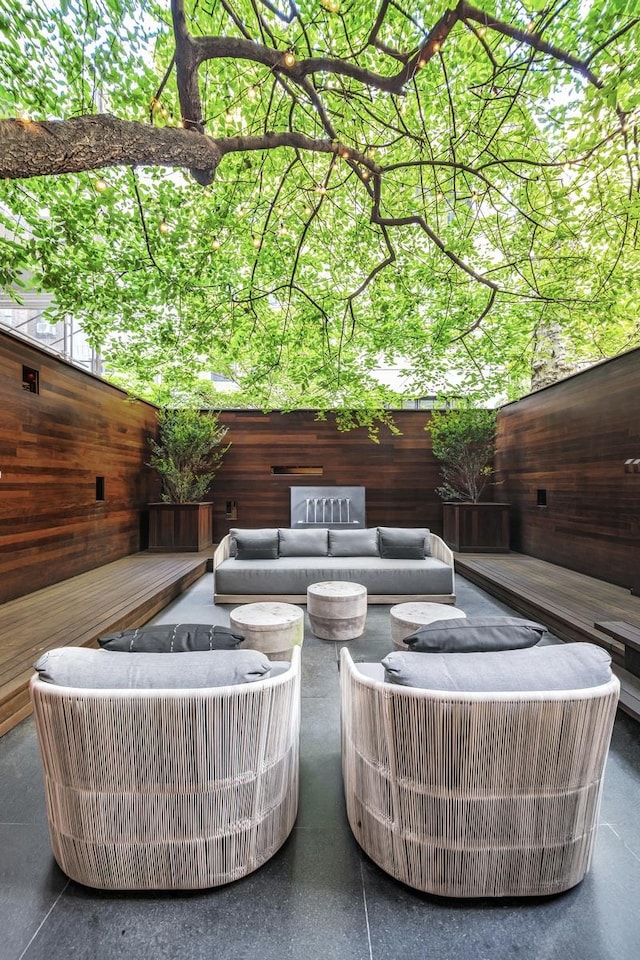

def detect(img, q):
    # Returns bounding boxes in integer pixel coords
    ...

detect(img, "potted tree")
[147,407,230,551]
[426,406,510,552]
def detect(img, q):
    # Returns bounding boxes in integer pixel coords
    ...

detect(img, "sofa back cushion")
[403,616,546,653]
[328,528,379,557]
[34,647,273,689]
[278,528,329,557]
[378,526,431,559]
[229,528,279,559]
[382,643,612,692]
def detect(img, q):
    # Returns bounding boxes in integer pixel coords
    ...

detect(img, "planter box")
[147,502,214,552]
[442,502,510,553]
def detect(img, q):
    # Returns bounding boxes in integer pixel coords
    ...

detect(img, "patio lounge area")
[2,568,640,960]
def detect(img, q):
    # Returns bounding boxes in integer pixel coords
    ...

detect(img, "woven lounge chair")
[340,645,619,897]
[30,646,301,890]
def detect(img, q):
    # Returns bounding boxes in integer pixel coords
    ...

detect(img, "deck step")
[455,552,640,722]
[0,551,211,737]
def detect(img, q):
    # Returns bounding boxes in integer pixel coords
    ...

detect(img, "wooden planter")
[147,502,214,552]
[442,502,510,553]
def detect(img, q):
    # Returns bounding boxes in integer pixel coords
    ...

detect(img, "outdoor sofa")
[213,526,455,604]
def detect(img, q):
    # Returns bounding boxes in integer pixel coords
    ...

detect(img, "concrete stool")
[230,601,304,661]
[307,581,367,641]
[390,601,467,649]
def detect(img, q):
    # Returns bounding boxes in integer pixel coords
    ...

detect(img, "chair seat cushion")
[382,643,612,692]
[34,647,272,689]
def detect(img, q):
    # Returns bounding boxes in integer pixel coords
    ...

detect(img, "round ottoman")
[390,601,467,649]
[307,581,367,641]
[230,601,304,661]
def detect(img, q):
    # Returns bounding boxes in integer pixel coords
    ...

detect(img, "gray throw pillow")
[234,530,279,560]
[381,643,612,692]
[34,648,272,689]
[378,526,430,559]
[328,528,379,557]
[98,624,245,652]
[278,527,329,556]
[403,616,546,652]
[229,528,278,558]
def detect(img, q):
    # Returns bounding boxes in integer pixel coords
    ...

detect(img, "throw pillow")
[234,530,279,560]
[403,616,546,652]
[34,648,272,689]
[378,526,430,559]
[328,528,379,557]
[98,623,245,652]
[381,643,612,692]
[229,528,279,558]
[278,527,329,557]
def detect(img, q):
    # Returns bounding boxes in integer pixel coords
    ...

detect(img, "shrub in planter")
[148,407,230,504]
[425,406,498,503]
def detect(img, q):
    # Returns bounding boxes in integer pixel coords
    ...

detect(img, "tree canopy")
[1,0,639,410]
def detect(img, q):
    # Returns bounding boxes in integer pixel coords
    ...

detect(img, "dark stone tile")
[153,574,222,624]
[298,697,345,830]
[360,820,640,960]
[599,710,640,855]
[21,830,370,960]
[0,824,68,960]
[300,654,341,699]
[0,717,46,822]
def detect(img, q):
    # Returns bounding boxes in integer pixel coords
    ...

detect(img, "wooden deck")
[0,551,210,736]
[456,552,640,720]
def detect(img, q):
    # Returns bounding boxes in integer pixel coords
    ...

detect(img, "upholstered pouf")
[230,601,304,661]
[307,581,367,641]
[390,601,466,649]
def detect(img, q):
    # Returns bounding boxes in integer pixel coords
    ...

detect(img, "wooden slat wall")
[496,348,640,592]
[209,410,444,542]
[0,331,159,603]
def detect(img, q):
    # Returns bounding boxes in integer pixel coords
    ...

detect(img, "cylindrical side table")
[307,581,367,641]
[230,601,304,661]
[390,601,466,649]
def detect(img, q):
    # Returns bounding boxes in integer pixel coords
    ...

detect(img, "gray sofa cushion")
[215,556,454,597]
[329,528,379,557]
[279,527,329,557]
[403,616,546,652]
[382,643,612,692]
[378,526,430,559]
[98,624,245,652]
[235,530,279,560]
[229,527,279,558]
[34,648,272,688]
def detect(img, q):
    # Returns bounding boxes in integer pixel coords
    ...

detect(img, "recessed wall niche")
[22,365,39,393]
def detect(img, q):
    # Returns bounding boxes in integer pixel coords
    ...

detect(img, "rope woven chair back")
[340,648,619,897]
[30,647,301,890]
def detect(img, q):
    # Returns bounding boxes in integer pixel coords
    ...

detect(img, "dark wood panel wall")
[209,410,444,543]
[0,331,158,603]
[496,348,640,592]
[8,323,637,604]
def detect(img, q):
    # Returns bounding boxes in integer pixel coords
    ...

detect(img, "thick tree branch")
[0,115,222,181]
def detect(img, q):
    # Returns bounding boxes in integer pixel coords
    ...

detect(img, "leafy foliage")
[147,407,230,503]
[426,406,498,502]
[1,1,640,410]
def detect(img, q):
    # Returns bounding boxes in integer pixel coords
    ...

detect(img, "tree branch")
[0,115,222,182]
